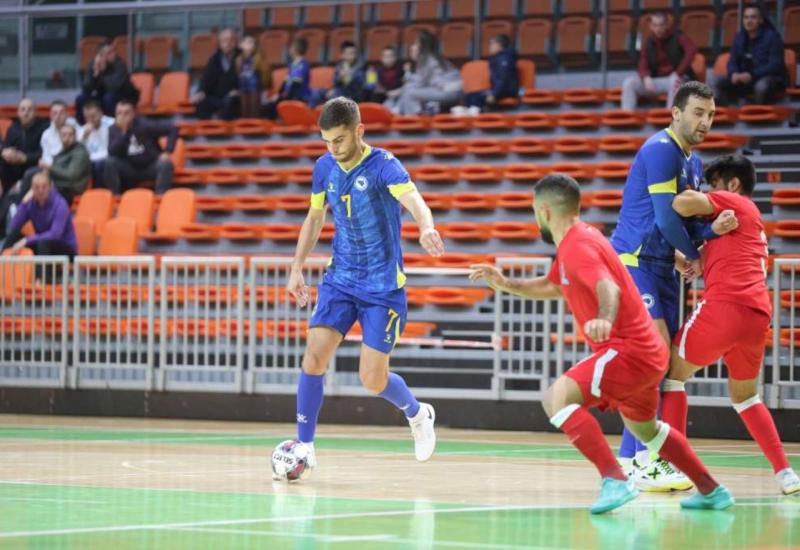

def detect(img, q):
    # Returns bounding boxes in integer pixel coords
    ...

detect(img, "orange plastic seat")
[420,192,452,210]
[143,188,197,241]
[553,137,597,155]
[459,164,503,182]
[509,137,552,155]
[98,218,138,255]
[737,106,794,124]
[695,134,748,151]
[430,114,472,132]
[294,28,326,64]
[73,217,97,256]
[172,169,207,186]
[195,196,236,212]
[563,88,606,104]
[461,60,491,95]
[680,10,715,53]
[497,192,534,210]
[234,196,274,211]
[205,169,246,186]
[276,101,315,132]
[602,109,646,127]
[451,193,498,211]
[557,111,601,128]
[359,102,394,131]
[517,18,552,63]
[548,162,595,180]
[260,143,298,159]
[556,16,593,67]
[425,287,493,306]
[598,135,646,153]
[775,221,800,239]
[247,169,286,186]
[521,89,563,106]
[220,223,262,241]
[219,144,261,160]
[440,222,492,241]
[275,195,310,211]
[365,26,401,62]
[2,248,33,300]
[318,224,336,242]
[75,189,114,233]
[472,113,515,131]
[259,30,290,65]
[184,144,221,161]
[190,120,232,137]
[595,161,632,180]
[422,139,466,157]
[283,167,314,185]
[117,188,155,235]
[433,253,494,268]
[391,115,431,132]
[260,224,302,241]
[310,66,335,90]
[371,140,421,157]
[772,189,800,206]
[645,108,672,126]
[491,222,539,241]
[514,112,557,129]
[591,190,624,208]
[411,165,458,184]
[466,138,508,156]
[178,223,221,241]
[188,33,218,72]
[130,72,155,110]
[440,22,473,60]
[297,142,327,159]
[141,34,178,70]
[504,164,547,182]
[141,71,193,115]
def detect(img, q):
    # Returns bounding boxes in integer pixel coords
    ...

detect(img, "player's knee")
[301,350,328,376]
[359,369,388,394]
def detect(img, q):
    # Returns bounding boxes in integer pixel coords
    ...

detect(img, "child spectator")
[236,35,270,118]
[365,46,404,104]
[465,34,519,111]
[327,41,367,102]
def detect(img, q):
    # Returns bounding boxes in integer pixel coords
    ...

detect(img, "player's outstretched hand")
[676,255,701,282]
[287,267,310,308]
[420,227,445,257]
[584,318,612,343]
[469,264,507,290]
[712,209,738,236]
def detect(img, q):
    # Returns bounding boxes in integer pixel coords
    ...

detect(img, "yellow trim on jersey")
[388,181,416,200]
[337,144,373,173]
[396,263,407,288]
[665,127,691,160]
[619,246,642,268]
[648,178,677,194]
[310,191,326,210]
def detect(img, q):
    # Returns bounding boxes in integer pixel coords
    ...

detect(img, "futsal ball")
[271,439,311,482]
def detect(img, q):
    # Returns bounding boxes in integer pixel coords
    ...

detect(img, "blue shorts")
[310,281,407,354]
[626,261,680,338]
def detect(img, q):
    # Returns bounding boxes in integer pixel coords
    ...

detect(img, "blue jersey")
[610,128,704,266]
[310,145,416,294]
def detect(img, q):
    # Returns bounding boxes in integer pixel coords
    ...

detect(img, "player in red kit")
[470,173,734,513]
[663,154,800,496]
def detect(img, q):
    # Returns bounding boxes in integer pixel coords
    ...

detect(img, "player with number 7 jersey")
[662,154,800,497]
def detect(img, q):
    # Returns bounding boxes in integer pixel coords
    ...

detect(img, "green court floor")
[1,424,799,549]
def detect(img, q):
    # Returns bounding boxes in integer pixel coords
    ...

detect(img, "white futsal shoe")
[408,403,436,462]
[633,457,694,492]
[776,468,800,496]
[300,441,317,470]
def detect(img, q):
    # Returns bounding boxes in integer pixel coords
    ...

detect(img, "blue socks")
[296,372,325,443]
[619,427,648,459]
[379,373,421,418]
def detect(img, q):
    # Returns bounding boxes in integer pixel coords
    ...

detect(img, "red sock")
[560,407,626,481]
[658,427,718,494]
[662,389,688,436]
[738,401,791,473]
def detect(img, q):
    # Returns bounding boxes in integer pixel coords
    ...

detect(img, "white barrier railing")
[773,259,800,409]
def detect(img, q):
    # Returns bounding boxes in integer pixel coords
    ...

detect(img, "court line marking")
[167,526,557,549]
[0,499,790,540]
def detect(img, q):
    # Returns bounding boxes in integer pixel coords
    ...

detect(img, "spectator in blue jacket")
[465,34,519,111]
[327,41,367,102]
[715,4,788,105]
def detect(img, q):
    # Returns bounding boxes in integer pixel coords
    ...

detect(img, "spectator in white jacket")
[40,100,79,165]
[384,31,463,115]
[78,99,114,188]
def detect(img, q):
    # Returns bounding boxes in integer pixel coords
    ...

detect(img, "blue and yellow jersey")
[610,128,704,266]
[310,145,416,294]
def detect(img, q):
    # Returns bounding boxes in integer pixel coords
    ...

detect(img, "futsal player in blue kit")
[609,81,738,490]
[286,97,445,470]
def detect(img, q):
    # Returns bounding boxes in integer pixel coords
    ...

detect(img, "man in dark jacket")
[0,98,48,195]
[327,41,367,102]
[621,12,698,110]
[74,42,139,124]
[104,99,177,195]
[191,28,241,120]
[715,4,788,105]
[464,34,519,110]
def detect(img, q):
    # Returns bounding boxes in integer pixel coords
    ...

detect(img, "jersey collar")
[337,144,372,173]
[664,127,691,161]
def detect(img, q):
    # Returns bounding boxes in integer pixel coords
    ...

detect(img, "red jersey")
[547,222,666,356]
[703,191,771,316]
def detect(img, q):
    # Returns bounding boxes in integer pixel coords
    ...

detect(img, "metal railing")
[0,255,797,409]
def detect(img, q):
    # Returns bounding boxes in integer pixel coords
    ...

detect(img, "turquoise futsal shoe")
[590,477,639,514]
[680,485,735,510]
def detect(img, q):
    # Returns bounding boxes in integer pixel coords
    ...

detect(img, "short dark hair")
[340,40,356,51]
[672,81,714,110]
[492,34,511,49]
[318,97,360,130]
[50,99,66,109]
[534,173,581,214]
[83,98,102,112]
[116,98,137,110]
[704,154,757,196]
[292,37,308,55]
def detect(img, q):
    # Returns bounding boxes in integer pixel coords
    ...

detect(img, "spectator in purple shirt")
[104,99,177,195]
[4,171,76,258]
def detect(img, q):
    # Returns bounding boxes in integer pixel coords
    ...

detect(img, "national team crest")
[355,176,369,191]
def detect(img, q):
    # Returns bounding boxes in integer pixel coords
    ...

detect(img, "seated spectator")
[327,41,367,102]
[4,171,76,259]
[236,35,270,119]
[715,4,788,105]
[75,41,140,125]
[465,34,519,111]
[78,99,114,189]
[104,100,177,195]
[264,37,311,119]
[42,125,90,206]
[384,31,463,115]
[0,98,47,196]
[191,28,241,120]
[621,12,698,111]
[40,100,79,166]
[365,45,404,104]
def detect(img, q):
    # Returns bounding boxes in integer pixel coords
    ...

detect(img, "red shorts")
[674,299,770,381]
[565,343,668,422]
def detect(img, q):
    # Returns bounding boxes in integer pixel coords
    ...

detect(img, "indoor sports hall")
[0,0,798,548]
